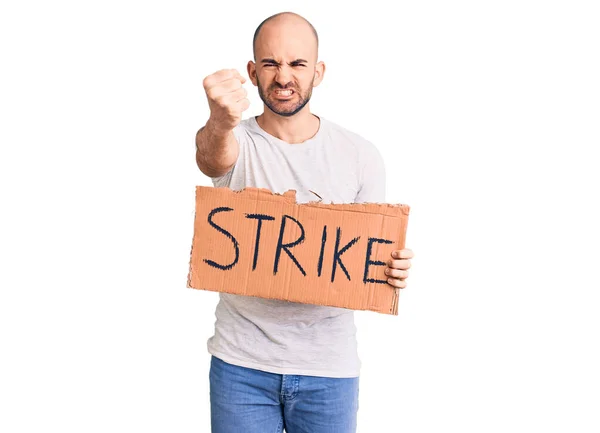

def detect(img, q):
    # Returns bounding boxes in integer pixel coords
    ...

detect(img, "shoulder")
[321,117,382,157]
[237,116,255,131]
[231,117,255,140]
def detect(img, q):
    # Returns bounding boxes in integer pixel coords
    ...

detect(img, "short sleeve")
[354,143,386,204]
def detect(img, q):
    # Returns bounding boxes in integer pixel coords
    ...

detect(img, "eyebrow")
[261,58,308,64]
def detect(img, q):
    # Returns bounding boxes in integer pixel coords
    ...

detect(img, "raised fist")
[203,69,250,132]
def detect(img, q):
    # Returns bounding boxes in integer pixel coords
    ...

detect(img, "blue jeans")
[209,356,359,433]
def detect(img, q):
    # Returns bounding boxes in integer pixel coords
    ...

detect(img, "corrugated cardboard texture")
[187,186,410,315]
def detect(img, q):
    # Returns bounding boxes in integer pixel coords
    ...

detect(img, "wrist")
[206,117,231,137]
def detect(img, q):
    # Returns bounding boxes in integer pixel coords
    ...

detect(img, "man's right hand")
[203,69,250,133]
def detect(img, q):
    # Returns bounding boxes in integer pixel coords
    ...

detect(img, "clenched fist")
[203,69,250,133]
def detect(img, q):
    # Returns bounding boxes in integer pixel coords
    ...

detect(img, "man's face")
[256,59,315,117]
[248,18,324,117]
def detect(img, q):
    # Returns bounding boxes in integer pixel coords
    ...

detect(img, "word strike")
[203,207,392,285]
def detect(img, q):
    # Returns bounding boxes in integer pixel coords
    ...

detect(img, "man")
[195,11,414,433]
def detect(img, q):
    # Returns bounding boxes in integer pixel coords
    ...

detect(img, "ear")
[312,61,326,87]
[247,61,258,86]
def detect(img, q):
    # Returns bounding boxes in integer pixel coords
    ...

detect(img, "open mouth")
[273,89,295,98]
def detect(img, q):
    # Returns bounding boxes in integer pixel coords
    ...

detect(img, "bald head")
[252,12,319,61]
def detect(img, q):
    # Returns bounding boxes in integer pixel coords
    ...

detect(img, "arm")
[355,142,386,204]
[195,119,238,178]
[196,68,250,178]
[356,143,413,290]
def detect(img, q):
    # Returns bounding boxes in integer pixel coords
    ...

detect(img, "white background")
[1,0,598,432]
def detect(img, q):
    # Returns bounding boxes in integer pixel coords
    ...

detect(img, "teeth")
[276,90,293,95]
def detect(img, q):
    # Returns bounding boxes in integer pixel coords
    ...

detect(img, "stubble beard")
[257,77,314,117]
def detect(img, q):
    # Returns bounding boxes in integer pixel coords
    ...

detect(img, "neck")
[256,105,320,144]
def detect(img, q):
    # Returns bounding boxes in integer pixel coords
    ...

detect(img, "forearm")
[195,118,238,178]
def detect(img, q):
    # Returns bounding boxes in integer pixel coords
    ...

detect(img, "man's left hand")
[385,248,413,289]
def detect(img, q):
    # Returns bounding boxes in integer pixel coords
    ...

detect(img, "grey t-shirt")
[206,115,386,378]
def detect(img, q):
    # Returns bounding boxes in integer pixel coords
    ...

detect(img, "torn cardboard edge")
[187,186,410,315]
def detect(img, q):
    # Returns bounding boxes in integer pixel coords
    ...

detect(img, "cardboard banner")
[186,186,410,315]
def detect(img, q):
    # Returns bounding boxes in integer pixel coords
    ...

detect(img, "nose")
[275,65,293,87]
